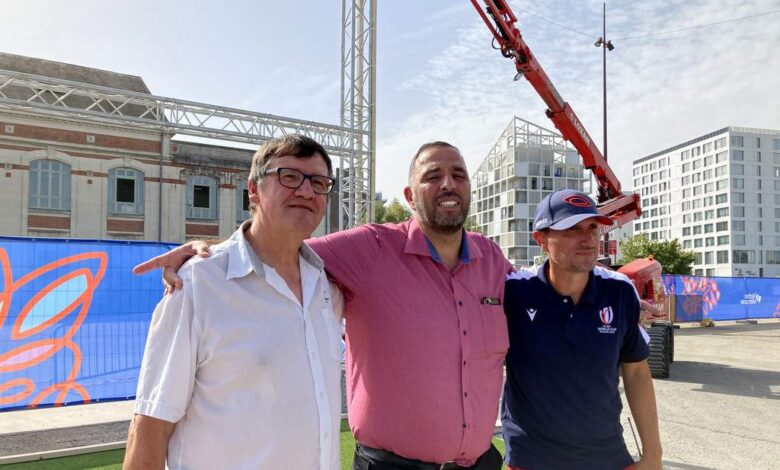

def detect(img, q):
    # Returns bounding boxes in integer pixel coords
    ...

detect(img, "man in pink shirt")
[138,142,508,469]
[311,142,510,469]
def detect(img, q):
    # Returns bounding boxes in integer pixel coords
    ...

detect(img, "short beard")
[417,203,468,234]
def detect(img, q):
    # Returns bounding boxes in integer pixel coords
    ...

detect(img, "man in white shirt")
[123,135,343,470]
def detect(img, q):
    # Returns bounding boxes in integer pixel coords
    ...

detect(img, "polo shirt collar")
[226,220,324,280]
[403,217,482,264]
[539,260,599,304]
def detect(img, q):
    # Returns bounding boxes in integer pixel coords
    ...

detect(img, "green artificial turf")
[0,422,505,469]
[0,449,124,469]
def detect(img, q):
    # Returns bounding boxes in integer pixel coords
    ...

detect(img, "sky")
[1,0,778,202]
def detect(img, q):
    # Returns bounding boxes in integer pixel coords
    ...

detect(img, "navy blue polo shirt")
[502,262,649,470]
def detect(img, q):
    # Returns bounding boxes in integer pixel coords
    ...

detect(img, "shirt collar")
[226,220,324,281]
[539,260,599,304]
[403,217,482,265]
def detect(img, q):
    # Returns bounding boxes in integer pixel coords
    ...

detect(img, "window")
[716,151,727,163]
[733,193,745,204]
[694,239,703,248]
[774,139,780,150]
[705,252,714,264]
[692,159,702,170]
[731,164,744,175]
[187,175,218,219]
[733,221,745,232]
[704,224,714,233]
[717,251,729,263]
[705,210,714,220]
[732,250,755,264]
[682,227,691,236]
[715,193,728,204]
[236,180,250,221]
[108,168,144,215]
[716,221,728,231]
[705,237,715,247]
[731,150,744,161]
[733,206,745,217]
[732,178,744,189]
[682,163,691,173]
[731,135,744,146]
[683,240,692,249]
[716,179,728,190]
[717,235,729,246]
[28,159,71,210]
[714,165,727,176]
[693,225,702,235]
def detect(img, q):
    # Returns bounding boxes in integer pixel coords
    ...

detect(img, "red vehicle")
[471,0,674,377]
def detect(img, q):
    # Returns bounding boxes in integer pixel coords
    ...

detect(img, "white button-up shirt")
[134,222,343,470]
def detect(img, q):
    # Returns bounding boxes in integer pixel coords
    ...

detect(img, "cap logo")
[563,195,592,208]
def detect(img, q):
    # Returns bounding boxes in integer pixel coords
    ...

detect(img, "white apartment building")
[632,126,780,277]
[470,117,589,267]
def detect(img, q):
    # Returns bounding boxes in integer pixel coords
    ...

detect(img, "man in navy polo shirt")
[502,189,662,470]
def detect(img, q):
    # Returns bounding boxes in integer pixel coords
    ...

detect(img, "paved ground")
[620,320,780,470]
[2,320,779,468]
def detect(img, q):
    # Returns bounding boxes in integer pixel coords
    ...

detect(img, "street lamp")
[594,2,614,161]
[595,3,615,264]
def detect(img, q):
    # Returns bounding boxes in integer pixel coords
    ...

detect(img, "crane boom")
[471,0,641,229]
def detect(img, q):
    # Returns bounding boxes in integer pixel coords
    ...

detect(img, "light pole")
[594,3,615,263]
[594,2,614,160]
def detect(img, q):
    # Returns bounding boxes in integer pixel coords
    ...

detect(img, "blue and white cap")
[533,189,613,231]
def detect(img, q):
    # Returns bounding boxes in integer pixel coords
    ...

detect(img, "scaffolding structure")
[0,0,376,230]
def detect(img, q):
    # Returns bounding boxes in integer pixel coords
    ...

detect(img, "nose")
[440,173,456,190]
[294,178,315,198]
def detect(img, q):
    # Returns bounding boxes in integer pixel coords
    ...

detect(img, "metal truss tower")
[0,0,378,231]
[340,0,376,228]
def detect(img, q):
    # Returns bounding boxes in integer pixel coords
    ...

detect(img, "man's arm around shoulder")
[124,414,176,470]
[622,360,663,470]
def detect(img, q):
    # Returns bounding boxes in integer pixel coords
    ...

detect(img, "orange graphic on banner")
[0,248,107,408]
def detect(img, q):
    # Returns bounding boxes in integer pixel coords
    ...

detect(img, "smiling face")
[533,218,602,274]
[249,153,329,239]
[404,145,471,235]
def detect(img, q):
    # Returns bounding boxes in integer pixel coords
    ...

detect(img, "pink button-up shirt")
[308,218,512,466]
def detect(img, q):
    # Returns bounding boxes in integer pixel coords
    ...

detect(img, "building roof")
[0,52,151,94]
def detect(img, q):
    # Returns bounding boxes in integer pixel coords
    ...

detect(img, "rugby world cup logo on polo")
[597,306,617,334]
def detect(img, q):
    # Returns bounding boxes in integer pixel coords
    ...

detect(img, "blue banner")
[0,237,175,411]
[663,275,780,321]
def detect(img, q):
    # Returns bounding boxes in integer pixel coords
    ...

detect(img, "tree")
[619,234,695,275]
[380,198,412,223]
[464,215,481,233]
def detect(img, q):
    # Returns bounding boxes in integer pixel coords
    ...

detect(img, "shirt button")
[464,392,468,397]
[463,330,467,336]
[458,301,463,306]
[463,423,467,428]
[563,298,569,303]
[463,360,467,366]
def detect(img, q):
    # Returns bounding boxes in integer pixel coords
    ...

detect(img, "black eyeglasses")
[263,167,336,195]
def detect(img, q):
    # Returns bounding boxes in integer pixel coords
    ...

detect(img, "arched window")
[108,168,144,215]
[28,159,71,210]
[235,180,250,222]
[186,175,217,219]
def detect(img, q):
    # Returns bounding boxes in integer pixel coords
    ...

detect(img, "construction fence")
[2,236,780,411]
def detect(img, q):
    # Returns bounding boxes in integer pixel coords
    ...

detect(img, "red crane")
[471,1,675,378]
[470,0,642,230]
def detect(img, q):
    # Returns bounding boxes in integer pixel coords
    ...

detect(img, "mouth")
[436,195,462,208]
[288,204,315,213]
